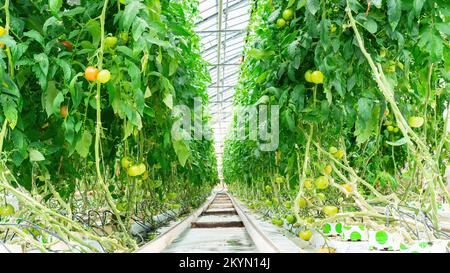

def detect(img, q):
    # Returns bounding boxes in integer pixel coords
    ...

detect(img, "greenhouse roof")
[196,0,251,178]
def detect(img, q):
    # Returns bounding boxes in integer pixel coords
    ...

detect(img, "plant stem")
[0,119,7,154]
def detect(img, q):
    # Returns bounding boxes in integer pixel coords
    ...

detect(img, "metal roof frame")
[196,0,251,179]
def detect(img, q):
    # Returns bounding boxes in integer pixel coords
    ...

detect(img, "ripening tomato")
[323,165,332,175]
[284,201,291,209]
[323,205,339,216]
[311,70,324,84]
[60,105,68,118]
[0,204,15,216]
[128,164,145,177]
[137,163,147,175]
[119,32,129,44]
[84,66,99,81]
[276,18,286,28]
[298,197,308,208]
[330,23,337,33]
[97,69,111,84]
[0,26,6,49]
[315,176,329,190]
[304,70,313,82]
[343,183,352,193]
[282,9,294,21]
[61,40,73,51]
[304,178,313,189]
[334,150,344,159]
[316,193,326,202]
[121,156,132,169]
[275,176,284,183]
[329,146,338,154]
[105,36,118,49]
[141,170,149,180]
[408,116,424,128]
[299,230,313,241]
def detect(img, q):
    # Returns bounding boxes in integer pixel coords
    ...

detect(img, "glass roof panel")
[196,0,250,179]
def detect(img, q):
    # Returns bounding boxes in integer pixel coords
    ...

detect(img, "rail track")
[136,191,293,253]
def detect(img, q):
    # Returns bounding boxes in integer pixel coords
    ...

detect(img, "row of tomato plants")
[223,0,449,242]
[0,0,218,251]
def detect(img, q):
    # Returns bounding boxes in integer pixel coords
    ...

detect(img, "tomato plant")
[0,0,218,252]
[223,0,449,243]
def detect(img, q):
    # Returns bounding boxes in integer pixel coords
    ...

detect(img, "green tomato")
[323,205,339,216]
[311,70,324,84]
[298,197,308,208]
[408,116,424,128]
[316,192,326,201]
[105,36,118,49]
[276,18,286,28]
[284,201,292,209]
[304,70,313,82]
[0,204,15,216]
[286,214,296,225]
[119,32,129,44]
[299,230,313,241]
[128,163,146,177]
[282,9,294,21]
[315,176,329,190]
[329,146,338,154]
[121,156,132,169]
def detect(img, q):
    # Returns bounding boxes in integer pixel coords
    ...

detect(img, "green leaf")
[287,0,296,8]
[34,53,49,76]
[386,137,410,146]
[122,1,145,33]
[85,19,101,47]
[418,27,444,62]
[436,23,450,36]
[172,140,190,167]
[132,17,149,41]
[306,0,320,15]
[2,98,18,129]
[247,49,275,60]
[163,93,173,109]
[48,0,62,14]
[363,18,378,34]
[54,58,72,82]
[29,149,45,162]
[169,58,178,76]
[23,30,44,46]
[42,81,58,117]
[52,92,64,115]
[268,8,281,23]
[75,130,92,158]
[144,86,152,98]
[387,0,401,31]
[413,0,425,15]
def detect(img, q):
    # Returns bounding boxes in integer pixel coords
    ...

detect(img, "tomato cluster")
[84,66,111,84]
